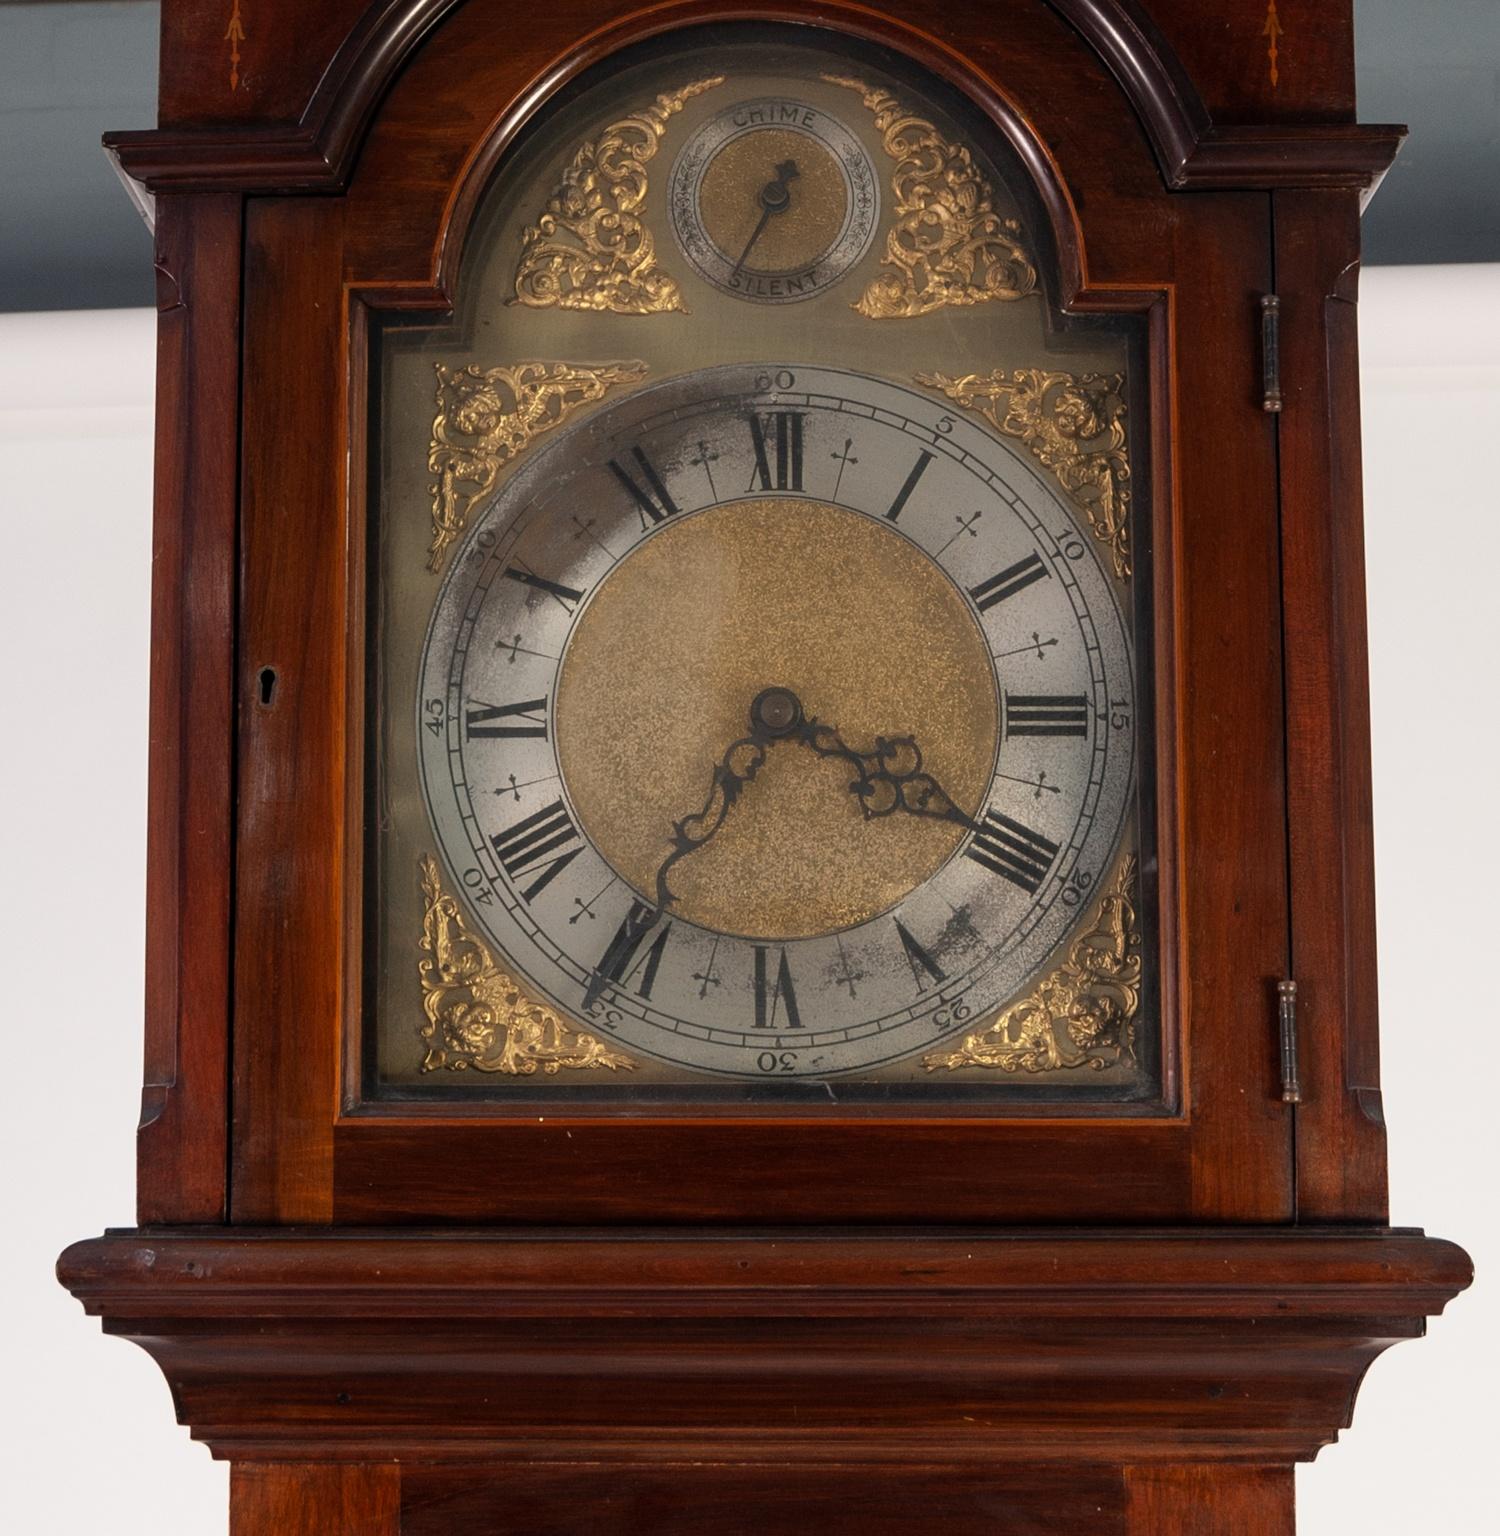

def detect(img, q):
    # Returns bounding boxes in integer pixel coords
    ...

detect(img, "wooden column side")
[1168,195,1293,1219]
[138,193,241,1224]
[231,1464,400,1536]
[232,196,349,1221]
[1125,1464,1294,1535]
[1273,187,1388,1220]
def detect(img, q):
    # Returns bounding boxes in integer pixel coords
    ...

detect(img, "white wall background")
[0,308,227,1523]
[1297,264,1498,1533]
[1,273,1494,1531]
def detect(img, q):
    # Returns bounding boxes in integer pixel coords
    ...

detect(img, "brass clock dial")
[371,26,1151,1098]
[417,365,1134,1079]
[668,98,879,302]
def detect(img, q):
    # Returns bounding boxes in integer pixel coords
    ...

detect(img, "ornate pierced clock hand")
[656,686,979,905]
[584,687,976,1010]
[730,158,800,278]
[649,685,807,913]
[581,688,801,1009]
[800,722,980,832]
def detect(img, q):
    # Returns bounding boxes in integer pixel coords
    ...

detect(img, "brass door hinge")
[1261,294,1283,412]
[1277,979,1301,1103]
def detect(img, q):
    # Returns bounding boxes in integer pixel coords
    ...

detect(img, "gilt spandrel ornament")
[426,359,647,572]
[823,76,1037,317]
[918,368,1132,580]
[511,77,724,314]
[418,855,637,1075]
[925,855,1141,1074]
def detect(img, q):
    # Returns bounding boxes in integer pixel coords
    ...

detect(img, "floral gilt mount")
[418,855,636,1076]
[925,855,1141,1074]
[824,76,1037,318]
[426,358,647,573]
[918,368,1132,580]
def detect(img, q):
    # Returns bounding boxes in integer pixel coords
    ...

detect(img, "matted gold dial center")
[669,99,879,303]
[555,498,999,941]
[698,129,847,276]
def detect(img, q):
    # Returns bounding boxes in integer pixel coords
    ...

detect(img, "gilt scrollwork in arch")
[823,75,1038,318]
[510,76,724,314]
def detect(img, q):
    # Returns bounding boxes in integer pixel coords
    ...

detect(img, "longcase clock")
[60,2,1472,1532]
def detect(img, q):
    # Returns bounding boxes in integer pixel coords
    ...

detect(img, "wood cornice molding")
[1046,0,1403,196]
[104,0,1404,202]
[1181,123,1407,196]
[104,0,457,199]
[59,1227,1470,1465]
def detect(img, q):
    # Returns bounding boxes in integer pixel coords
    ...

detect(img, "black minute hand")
[731,159,800,279]
[580,688,802,1011]
[648,687,806,914]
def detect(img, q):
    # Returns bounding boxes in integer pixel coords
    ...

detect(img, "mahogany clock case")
[357,22,1165,1114]
[56,0,1472,1526]
[117,0,1357,1230]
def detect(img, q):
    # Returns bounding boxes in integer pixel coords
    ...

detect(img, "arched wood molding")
[104,0,1403,204]
[405,3,1107,311]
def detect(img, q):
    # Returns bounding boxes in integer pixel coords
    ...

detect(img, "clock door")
[230,9,1292,1223]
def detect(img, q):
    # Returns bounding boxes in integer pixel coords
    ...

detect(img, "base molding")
[59,1226,1468,1480]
